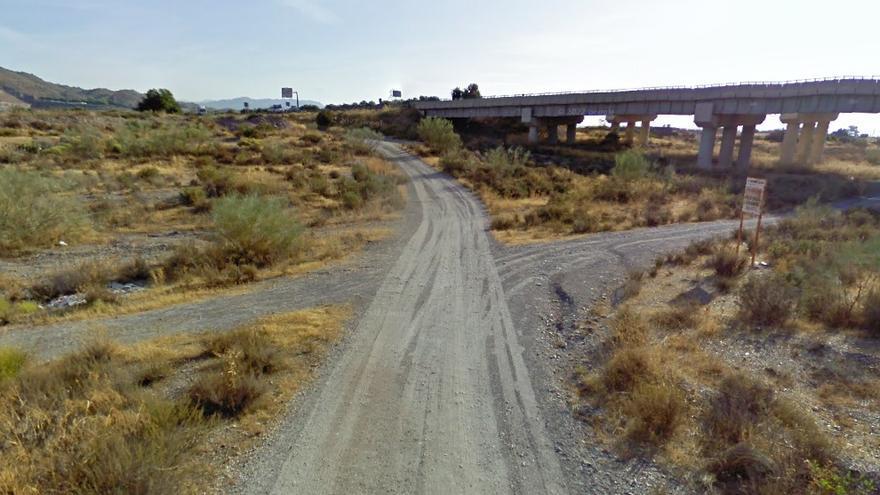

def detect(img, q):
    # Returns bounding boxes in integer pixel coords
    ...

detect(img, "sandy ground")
[6,142,876,493]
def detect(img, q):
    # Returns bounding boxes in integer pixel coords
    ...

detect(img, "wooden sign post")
[738,177,767,265]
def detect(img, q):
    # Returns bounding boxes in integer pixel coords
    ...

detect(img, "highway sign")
[281,87,293,99]
[742,177,766,216]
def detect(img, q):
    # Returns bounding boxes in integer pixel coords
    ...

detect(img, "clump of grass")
[708,247,749,279]
[0,347,26,380]
[0,340,207,493]
[203,327,279,375]
[188,368,266,418]
[0,169,90,255]
[651,303,701,331]
[863,290,880,335]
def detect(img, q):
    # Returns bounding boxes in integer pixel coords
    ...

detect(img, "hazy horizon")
[3,0,880,133]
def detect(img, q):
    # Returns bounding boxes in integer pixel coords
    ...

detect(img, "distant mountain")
[198,97,323,111]
[0,66,143,109]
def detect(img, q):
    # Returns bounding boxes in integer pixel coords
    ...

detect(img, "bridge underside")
[414,79,880,169]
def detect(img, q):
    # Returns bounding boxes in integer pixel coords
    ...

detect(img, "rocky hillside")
[0,66,143,109]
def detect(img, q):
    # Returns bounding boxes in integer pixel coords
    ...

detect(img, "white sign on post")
[742,177,766,216]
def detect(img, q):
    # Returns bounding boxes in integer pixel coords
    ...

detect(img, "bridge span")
[413,77,880,169]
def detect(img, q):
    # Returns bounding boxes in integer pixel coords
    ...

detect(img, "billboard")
[391,90,402,98]
[281,87,294,99]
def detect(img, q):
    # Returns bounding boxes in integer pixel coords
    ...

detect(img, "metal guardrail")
[430,76,880,102]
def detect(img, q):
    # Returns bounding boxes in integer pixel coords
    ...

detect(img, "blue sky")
[2,0,880,132]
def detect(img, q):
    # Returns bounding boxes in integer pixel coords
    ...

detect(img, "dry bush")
[623,380,685,445]
[188,365,266,418]
[619,270,644,302]
[203,327,279,375]
[0,340,207,494]
[0,169,90,255]
[651,303,701,331]
[610,305,649,347]
[737,274,796,327]
[601,346,658,393]
[708,247,749,279]
[863,290,880,335]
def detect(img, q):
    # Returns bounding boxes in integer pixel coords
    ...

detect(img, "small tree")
[451,87,463,100]
[136,89,180,113]
[463,83,481,99]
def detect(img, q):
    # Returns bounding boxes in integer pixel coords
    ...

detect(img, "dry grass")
[1,109,406,325]
[0,305,349,494]
[574,205,880,493]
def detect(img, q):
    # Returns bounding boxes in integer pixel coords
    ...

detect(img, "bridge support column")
[697,126,717,169]
[638,119,651,147]
[528,124,539,144]
[625,120,636,144]
[797,121,816,164]
[780,118,800,165]
[718,125,738,168]
[808,114,836,164]
[546,125,558,144]
[737,124,757,169]
[566,123,577,144]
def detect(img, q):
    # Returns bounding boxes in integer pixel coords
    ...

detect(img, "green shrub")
[865,148,880,166]
[485,146,530,169]
[211,194,303,267]
[315,110,333,129]
[180,186,210,212]
[417,117,461,153]
[737,274,796,327]
[611,150,650,181]
[60,125,105,160]
[0,347,26,380]
[0,169,90,255]
[344,127,383,154]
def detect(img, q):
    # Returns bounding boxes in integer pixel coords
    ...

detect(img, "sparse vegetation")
[0,306,349,493]
[577,204,880,494]
[0,108,407,321]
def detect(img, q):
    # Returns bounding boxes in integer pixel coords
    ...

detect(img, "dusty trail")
[243,141,565,494]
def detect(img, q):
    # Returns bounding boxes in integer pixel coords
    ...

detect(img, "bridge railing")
[429,76,880,102]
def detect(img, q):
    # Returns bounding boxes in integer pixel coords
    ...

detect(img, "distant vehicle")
[197,105,207,115]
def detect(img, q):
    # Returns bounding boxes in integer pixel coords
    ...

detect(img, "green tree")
[463,83,481,99]
[136,89,181,113]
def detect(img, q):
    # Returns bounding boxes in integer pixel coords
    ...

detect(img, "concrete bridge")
[413,77,880,169]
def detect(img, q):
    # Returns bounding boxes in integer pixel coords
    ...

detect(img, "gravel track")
[7,141,874,493]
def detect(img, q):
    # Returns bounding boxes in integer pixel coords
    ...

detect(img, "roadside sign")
[736,177,768,265]
[281,87,293,99]
[391,89,402,98]
[742,177,766,216]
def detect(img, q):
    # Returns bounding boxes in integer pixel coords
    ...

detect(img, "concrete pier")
[797,121,816,164]
[718,125,738,168]
[697,126,717,169]
[566,123,577,144]
[737,124,757,169]
[780,117,800,165]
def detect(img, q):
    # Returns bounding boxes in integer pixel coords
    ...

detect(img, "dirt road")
[239,142,565,494]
